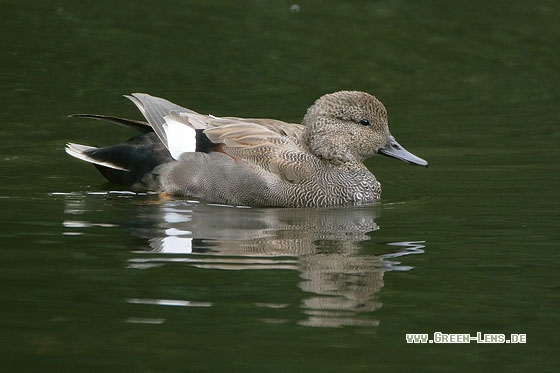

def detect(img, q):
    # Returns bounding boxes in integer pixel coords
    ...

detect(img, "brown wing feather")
[181,113,315,183]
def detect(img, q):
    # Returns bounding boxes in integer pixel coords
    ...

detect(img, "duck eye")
[360,119,370,126]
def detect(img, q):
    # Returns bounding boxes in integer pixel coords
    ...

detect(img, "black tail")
[66,115,173,188]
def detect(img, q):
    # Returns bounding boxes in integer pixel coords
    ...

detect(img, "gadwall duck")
[66,91,427,207]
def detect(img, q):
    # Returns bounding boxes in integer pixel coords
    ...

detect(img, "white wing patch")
[162,115,197,160]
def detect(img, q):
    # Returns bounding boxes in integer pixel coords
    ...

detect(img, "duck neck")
[302,127,359,165]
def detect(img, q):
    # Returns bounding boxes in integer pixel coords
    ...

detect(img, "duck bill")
[378,136,428,167]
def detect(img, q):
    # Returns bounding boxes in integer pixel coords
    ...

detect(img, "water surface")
[1,0,559,371]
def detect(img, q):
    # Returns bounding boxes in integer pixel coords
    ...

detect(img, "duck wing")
[183,113,315,184]
[125,93,315,183]
[125,93,202,158]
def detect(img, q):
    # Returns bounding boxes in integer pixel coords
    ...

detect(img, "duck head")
[303,91,428,167]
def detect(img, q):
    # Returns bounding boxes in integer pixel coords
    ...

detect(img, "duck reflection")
[130,200,423,328]
[60,193,425,328]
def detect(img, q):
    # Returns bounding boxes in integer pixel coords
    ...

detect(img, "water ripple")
[60,194,426,329]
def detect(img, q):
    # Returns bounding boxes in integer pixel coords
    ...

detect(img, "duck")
[65,91,427,207]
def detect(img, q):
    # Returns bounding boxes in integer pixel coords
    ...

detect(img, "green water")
[1,0,559,371]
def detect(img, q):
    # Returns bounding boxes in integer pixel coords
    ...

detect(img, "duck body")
[153,149,380,207]
[66,91,427,207]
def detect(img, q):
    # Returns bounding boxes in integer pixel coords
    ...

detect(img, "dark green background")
[1,1,558,371]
